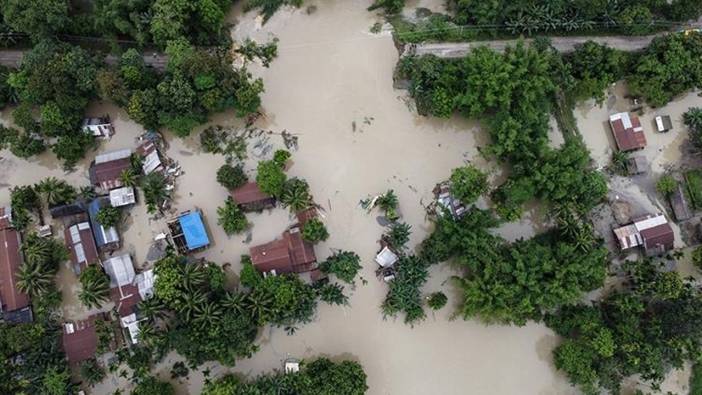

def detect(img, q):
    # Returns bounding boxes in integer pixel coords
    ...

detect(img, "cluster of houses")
[231,182,322,280]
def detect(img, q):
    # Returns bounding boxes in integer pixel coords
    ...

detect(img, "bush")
[686,170,702,209]
[301,218,329,243]
[217,197,249,235]
[216,164,248,190]
[273,149,291,168]
[376,190,399,221]
[317,283,349,306]
[319,251,362,284]
[427,292,448,310]
[449,165,488,204]
[95,206,121,228]
[239,256,262,288]
[384,222,411,250]
[656,175,677,197]
[256,159,287,197]
[79,359,105,386]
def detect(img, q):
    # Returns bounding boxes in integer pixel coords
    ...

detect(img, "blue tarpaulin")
[179,211,209,250]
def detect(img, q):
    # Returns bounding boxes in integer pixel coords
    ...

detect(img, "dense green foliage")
[202,357,368,395]
[217,197,249,235]
[217,163,248,190]
[449,164,488,204]
[141,172,170,213]
[382,255,429,324]
[236,38,279,67]
[422,208,606,325]
[627,32,702,107]
[566,41,629,102]
[35,177,77,207]
[301,218,329,243]
[546,261,702,394]
[656,174,677,197]
[692,363,702,395]
[383,222,411,251]
[131,375,175,395]
[79,358,106,386]
[10,184,41,229]
[685,169,702,209]
[368,0,406,14]
[256,159,287,197]
[281,178,313,212]
[427,291,448,310]
[96,206,121,228]
[319,251,362,284]
[78,265,111,309]
[685,107,702,149]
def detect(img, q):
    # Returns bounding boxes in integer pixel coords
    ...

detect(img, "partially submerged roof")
[609,112,646,152]
[613,214,674,253]
[110,283,140,317]
[250,228,317,274]
[64,222,100,270]
[671,184,692,221]
[178,211,210,250]
[135,270,155,300]
[88,198,119,248]
[90,149,132,190]
[109,186,136,207]
[375,246,399,268]
[103,254,135,288]
[62,318,97,363]
[0,206,12,229]
[49,202,86,219]
[626,156,648,175]
[82,117,114,138]
[231,182,274,206]
[0,227,29,312]
[137,141,162,175]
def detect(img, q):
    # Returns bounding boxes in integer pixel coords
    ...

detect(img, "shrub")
[656,175,677,197]
[449,165,488,204]
[216,164,248,190]
[273,149,291,168]
[256,159,287,197]
[217,197,249,235]
[317,283,349,306]
[319,251,362,284]
[302,218,329,243]
[385,222,411,250]
[686,170,702,209]
[427,292,448,310]
[376,190,399,221]
[95,206,121,228]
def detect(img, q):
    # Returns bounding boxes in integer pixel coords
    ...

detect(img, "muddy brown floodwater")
[0,1,695,394]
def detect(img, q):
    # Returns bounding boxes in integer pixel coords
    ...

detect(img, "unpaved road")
[0,49,167,70]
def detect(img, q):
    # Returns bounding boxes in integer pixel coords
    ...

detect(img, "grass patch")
[685,170,702,209]
[691,363,702,395]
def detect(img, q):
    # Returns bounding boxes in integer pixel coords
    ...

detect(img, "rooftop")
[90,149,133,190]
[178,211,210,251]
[62,318,98,363]
[250,227,317,274]
[231,182,275,207]
[609,112,646,152]
[109,186,136,207]
[64,222,100,272]
[87,198,120,248]
[613,214,674,254]
[103,254,135,288]
[0,227,29,312]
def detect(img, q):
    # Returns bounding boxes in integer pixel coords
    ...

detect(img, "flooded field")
[0,1,697,394]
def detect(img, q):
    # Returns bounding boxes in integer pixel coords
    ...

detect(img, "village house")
[0,207,33,324]
[82,117,115,139]
[49,201,86,219]
[613,213,675,256]
[64,221,100,274]
[62,316,100,363]
[89,149,133,191]
[167,210,210,254]
[231,182,276,211]
[87,198,120,252]
[609,112,647,152]
[137,140,163,175]
[104,254,155,345]
[109,186,137,207]
[655,115,673,133]
[250,225,317,275]
[670,184,692,221]
[626,156,648,176]
[433,182,467,218]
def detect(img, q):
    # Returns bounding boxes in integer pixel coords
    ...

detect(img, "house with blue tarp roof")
[87,198,120,251]
[167,210,210,254]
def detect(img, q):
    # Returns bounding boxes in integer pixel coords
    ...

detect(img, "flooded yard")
[1,1,698,394]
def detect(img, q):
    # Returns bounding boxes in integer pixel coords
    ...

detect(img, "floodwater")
[0,1,694,394]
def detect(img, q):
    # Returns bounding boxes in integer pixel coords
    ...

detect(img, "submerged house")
[670,184,692,221]
[167,210,210,254]
[613,213,674,256]
[89,149,132,191]
[82,117,115,139]
[250,226,317,275]
[231,182,276,211]
[609,112,647,152]
[433,182,467,218]
[0,207,32,323]
[109,186,136,207]
[49,201,86,219]
[62,317,98,363]
[64,222,100,274]
[87,198,120,252]
[137,140,163,175]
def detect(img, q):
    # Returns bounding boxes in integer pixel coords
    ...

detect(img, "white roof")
[95,149,131,164]
[120,313,141,344]
[68,222,91,264]
[142,150,162,174]
[99,224,120,245]
[135,270,155,300]
[610,112,632,129]
[375,246,399,268]
[634,214,667,231]
[109,187,136,207]
[103,254,135,287]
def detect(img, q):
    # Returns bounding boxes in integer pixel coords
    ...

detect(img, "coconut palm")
[221,292,247,315]
[22,235,51,267]
[181,263,207,290]
[141,172,169,213]
[192,301,223,328]
[244,291,274,324]
[178,290,206,322]
[120,169,138,188]
[137,297,168,321]
[16,261,53,297]
[36,177,76,207]
[78,266,111,309]
[78,186,97,200]
[280,178,312,212]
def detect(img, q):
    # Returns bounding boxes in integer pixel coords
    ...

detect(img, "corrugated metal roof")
[103,254,135,288]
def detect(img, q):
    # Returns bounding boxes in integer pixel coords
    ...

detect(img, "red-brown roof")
[0,207,12,230]
[0,227,29,312]
[641,223,674,253]
[110,284,141,317]
[231,182,274,205]
[62,318,97,363]
[250,228,317,274]
[610,113,646,152]
[90,158,131,190]
[64,222,100,270]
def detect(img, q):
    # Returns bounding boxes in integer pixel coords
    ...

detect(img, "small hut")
[626,156,648,175]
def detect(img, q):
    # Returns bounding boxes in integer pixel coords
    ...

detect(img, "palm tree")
[22,235,50,267]
[78,186,97,200]
[78,266,110,309]
[120,169,138,188]
[16,261,53,297]
[141,172,169,213]
[221,292,247,315]
[244,291,274,324]
[281,178,312,212]
[36,177,76,207]
[192,301,223,328]
[181,263,207,290]
[178,290,206,322]
[137,297,168,321]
